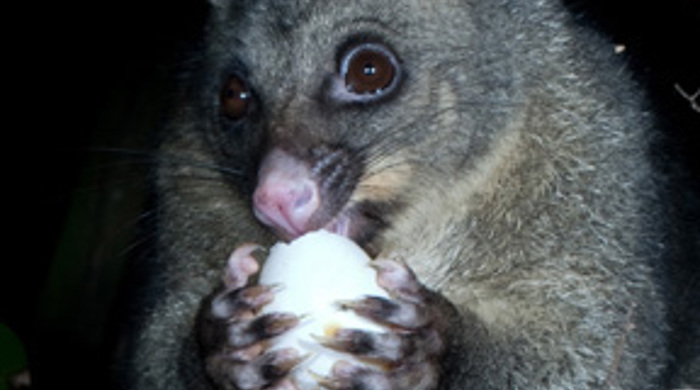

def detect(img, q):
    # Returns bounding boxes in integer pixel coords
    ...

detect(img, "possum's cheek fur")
[253,146,411,247]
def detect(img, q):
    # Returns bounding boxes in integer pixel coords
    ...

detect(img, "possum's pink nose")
[253,149,321,240]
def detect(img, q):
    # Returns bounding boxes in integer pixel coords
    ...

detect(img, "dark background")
[3,0,698,388]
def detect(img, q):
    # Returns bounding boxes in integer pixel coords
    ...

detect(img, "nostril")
[286,178,319,217]
[293,183,314,209]
[287,180,319,224]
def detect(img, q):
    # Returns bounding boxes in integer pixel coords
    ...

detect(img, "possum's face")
[201,0,518,249]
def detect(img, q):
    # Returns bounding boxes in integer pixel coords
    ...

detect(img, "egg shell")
[258,230,389,389]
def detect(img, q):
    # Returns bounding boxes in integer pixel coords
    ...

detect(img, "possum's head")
[197,0,522,250]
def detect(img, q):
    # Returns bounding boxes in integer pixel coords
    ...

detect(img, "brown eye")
[221,76,252,120]
[341,43,400,96]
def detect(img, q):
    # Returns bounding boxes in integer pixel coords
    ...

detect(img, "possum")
[124,0,699,389]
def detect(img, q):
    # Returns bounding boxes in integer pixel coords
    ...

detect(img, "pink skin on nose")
[253,149,321,240]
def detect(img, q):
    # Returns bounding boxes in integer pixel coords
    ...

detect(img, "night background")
[3,0,698,388]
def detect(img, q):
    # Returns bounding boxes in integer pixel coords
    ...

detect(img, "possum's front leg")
[315,258,456,390]
[197,244,305,390]
[198,246,456,390]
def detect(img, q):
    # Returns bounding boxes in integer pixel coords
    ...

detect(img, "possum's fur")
[124,0,699,389]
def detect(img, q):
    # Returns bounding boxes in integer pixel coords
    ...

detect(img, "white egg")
[258,230,388,389]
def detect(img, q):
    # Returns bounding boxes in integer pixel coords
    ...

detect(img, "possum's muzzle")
[253,148,358,241]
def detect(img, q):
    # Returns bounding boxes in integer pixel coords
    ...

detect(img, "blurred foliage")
[0,324,28,390]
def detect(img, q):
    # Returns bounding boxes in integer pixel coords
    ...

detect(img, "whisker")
[359,95,522,171]
[116,224,160,260]
[358,107,449,167]
[83,147,246,179]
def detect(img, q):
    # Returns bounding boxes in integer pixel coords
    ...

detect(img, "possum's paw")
[197,244,303,390]
[314,259,449,390]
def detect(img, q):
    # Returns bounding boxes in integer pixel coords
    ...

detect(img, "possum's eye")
[339,42,400,99]
[221,75,252,120]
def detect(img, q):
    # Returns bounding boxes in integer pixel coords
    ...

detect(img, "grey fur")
[125,0,698,389]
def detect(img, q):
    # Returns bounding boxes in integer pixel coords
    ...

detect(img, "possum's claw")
[341,295,432,329]
[205,348,303,390]
[210,284,277,319]
[225,313,300,348]
[371,258,425,303]
[316,328,409,363]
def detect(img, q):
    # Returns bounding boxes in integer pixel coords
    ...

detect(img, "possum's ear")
[208,0,228,11]
[207,0,249,11]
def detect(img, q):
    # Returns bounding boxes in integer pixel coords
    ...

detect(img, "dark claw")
[309,362,364,390]
[338,296,399,321]
[227,349,303,390]
[228,313,300,348]
[319,360,440,390]
[313,329,408,363]
[258,349,307,383]
[211,284,277,319]
[371,259,425,303]
[339,296,430,329]
[250,313,300,339]
[317,362,391,390]
[313,329,375,355]
[307,370,340,390]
